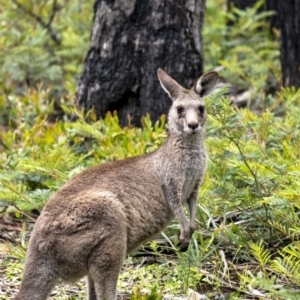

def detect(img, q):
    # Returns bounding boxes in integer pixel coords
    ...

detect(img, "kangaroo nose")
[188,123,198,130]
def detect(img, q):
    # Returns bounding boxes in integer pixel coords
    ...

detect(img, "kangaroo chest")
[177,148,207,200]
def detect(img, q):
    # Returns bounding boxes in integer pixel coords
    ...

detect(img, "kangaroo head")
[157,68,218,136]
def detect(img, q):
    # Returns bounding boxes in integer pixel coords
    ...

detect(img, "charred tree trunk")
[277,1,300,88]
[265,0,278,30]
[76,0,206,126]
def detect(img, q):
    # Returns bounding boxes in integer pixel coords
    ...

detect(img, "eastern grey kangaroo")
[14,68,218,300]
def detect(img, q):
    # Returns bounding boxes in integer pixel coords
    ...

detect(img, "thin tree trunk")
[265,0,278,30]
[76,0,206,126]
[277,0,300,88]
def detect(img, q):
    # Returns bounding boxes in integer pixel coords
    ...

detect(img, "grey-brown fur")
[14,69,218,300]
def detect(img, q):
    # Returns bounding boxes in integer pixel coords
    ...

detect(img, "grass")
[1,0,300,299]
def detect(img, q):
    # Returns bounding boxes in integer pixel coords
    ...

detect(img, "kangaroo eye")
[198,105,205,114]
[177,106,184,115]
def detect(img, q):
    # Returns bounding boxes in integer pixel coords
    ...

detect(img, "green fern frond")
[249,240,272,270]
[269,244,300,285]
[67,121,105,140]
[271,258,300,285]
[283,244,300,260]
[0,181,27,201]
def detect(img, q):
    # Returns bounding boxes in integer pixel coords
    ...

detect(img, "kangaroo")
[14,68,218,300]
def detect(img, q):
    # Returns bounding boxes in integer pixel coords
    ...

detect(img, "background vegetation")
[1,0,300,299]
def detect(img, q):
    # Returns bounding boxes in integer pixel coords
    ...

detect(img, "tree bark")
[265,0,278,30]
[277,0,300,88]
[76,0,206,126]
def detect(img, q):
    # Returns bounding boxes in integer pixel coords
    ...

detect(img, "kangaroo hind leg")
[87,232,126,300]
[14,257,57,300]
[87,275,98,300]
[89,259,123,300]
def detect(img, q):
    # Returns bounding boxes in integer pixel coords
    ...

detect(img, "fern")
[271,245,300,285]
[249,240,272,274]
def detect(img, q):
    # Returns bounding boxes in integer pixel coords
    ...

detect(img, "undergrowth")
[1,0,300,300]
[1,86,300,299]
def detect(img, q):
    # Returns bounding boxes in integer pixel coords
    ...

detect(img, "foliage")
[1,83,300,299]
[0,94,166,212]
[1,0,300,299]
[198,86,300,298]
[129,286,163,300]
[204,0,280,97]
[119,255,202,296]
[0,0,93,97]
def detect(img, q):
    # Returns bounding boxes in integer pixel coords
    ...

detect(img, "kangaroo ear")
[157,68,183,100]
[194,71,219,97]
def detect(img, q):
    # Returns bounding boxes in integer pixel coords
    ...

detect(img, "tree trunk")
[75,0,205,126]
[277,0,300,88]
[265,0,278,30]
